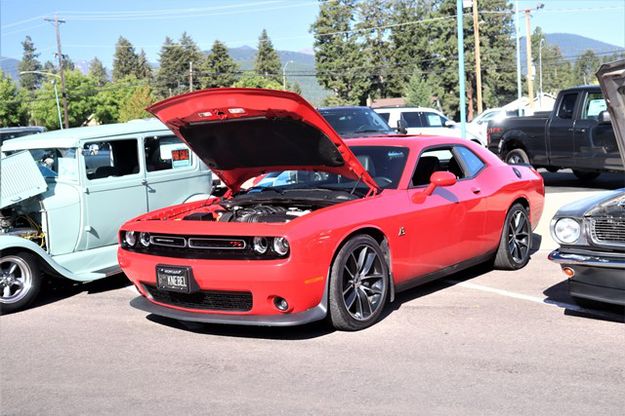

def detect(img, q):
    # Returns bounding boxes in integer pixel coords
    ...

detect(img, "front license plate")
[156,265,191,293]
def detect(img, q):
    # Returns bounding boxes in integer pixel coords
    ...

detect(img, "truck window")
[144,135,193,172]
[401,112,424,128]
[556,93,578,120]
[84,139,139,180]
[581,93,607,120]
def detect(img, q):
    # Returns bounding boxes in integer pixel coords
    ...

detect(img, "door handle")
[141,179,148,185]
[567,128,574,132]
[471,187,481,194]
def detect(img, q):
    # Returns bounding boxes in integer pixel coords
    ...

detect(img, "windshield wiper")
[353,128,388,134]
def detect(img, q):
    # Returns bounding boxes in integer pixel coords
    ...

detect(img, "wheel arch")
[501,130,530,158]
[330,226,396,302]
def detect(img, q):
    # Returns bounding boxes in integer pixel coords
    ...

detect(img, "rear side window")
[401,112,423,128]
[377,112,390,123]
[581,93,606,120]
[455,146,485,177]
[84,139,139,180]
[423,112,445,127]
[557,93,578,119]
[144,135,193,172]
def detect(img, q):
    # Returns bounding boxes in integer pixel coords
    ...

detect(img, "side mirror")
[424,171,457,196]
[444,120,456,128]
[598,110,611,124]
[396,119,408,134]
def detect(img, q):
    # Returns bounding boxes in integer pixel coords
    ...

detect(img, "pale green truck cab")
[0,119,212,312]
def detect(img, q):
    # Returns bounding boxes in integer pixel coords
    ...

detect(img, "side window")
[144,135,193,172]
[581,93,606,120]
[455,146,485,177]
[424,112,444,127]
[556,93,578,120]
[411,147,465,187]
[83,139,139,180]
[401,112,423,128]
[377,112,390,123]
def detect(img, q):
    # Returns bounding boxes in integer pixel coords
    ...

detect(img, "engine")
[182,204,311,223]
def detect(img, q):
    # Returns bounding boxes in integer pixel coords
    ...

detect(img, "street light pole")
[538,38,545,109]
[282,60,294,90]
[20,70,63,129]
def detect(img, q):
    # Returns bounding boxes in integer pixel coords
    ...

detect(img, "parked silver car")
[0,119,213,312]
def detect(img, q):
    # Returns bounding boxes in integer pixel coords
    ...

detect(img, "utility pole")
[189,61,193,92]
[472,0,483,114]
[44,16,69,129]
[523,4,544,113]
[515,0,522,116]
[457,0,466,139]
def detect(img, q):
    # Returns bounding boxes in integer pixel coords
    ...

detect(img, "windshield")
[251,145,408,192]
[318,107,393,138]
[7,148,78,180]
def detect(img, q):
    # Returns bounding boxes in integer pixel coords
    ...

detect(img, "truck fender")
[500,129,530,157]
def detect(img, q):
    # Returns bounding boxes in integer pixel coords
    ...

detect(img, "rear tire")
[504,148,529,165]
[328,235,389,331]
[0,252,41,314]
[494,203,531,270]
[572,170,600,181]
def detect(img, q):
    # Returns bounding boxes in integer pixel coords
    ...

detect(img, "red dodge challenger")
[118,88,544,331]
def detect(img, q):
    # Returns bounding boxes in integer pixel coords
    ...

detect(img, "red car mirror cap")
[422,171,457,197]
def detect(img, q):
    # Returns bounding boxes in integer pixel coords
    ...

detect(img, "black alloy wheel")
[328,235,389,331]
[494,203,532,270]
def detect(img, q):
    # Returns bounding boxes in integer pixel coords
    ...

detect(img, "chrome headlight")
[553,218,581,244]
[252,237,268,254]
[139,232,151,247]
[124,231,137,247]
[273,237,290,256]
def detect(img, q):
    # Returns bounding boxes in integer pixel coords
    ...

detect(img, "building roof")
[369,97,407,108]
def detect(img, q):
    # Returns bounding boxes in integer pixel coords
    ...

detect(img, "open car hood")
[0,150,47,209]
[147,88,379,193]
[597,59,625,167]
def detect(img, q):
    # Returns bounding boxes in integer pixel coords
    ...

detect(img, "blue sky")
[1,0,624,68]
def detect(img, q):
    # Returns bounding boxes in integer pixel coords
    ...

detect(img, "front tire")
[0,252,41,314]
[494,203,532,270]
[504,148,529,165]
[328,235,389,331]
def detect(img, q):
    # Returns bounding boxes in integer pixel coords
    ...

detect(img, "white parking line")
[446,280,617,318]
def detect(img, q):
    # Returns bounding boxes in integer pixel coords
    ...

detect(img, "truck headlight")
[553,218,581,244]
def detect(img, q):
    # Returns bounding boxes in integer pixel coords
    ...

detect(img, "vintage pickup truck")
[487,85,623,180]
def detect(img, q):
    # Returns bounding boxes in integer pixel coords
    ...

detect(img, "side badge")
[398,227,406,237]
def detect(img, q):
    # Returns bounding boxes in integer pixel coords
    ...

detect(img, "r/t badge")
[398,227,406,237]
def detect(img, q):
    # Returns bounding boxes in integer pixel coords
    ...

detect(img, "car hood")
[147,88,379,193]
[0,150,47,209]
[596,59,625,167]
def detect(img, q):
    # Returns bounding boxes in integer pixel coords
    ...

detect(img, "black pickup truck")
[487,86,623,180]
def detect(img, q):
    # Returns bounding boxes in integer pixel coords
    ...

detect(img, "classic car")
[118,89,544,331]
[0,119,213,313]
[548,59,625,306]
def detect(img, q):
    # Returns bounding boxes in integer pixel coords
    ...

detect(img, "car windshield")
[250,145,408,192]
[7,148,78,181]
[319,107,393,138]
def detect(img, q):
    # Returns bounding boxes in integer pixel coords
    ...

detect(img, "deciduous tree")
[0,71,28,126]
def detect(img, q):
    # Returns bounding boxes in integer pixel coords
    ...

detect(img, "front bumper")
[130,296,327,326]
[548,248,625,306]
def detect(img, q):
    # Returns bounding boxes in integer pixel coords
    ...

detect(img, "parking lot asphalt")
[1,170,624,416]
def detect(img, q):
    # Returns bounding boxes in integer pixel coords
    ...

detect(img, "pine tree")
[43,61,56,73]
[356,0,391,100]
[112,36,140,81]
[311,0,369,105]
[179,32,204,91]
[155,37,184,97]
[200,40,240,88]
[254,29,282,83]
[136,49,152,80]
[88,57,108,87]
[404,69,439,106]
[574,50,601,85]
[386,0,435,96]
[18,36,42,90]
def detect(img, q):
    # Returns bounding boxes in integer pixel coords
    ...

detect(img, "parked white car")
[374,107,485,146]
[467,108,513,143]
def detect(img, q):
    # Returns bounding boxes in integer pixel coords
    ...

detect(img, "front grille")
[144,285,253,312]
[590,217,625,246]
